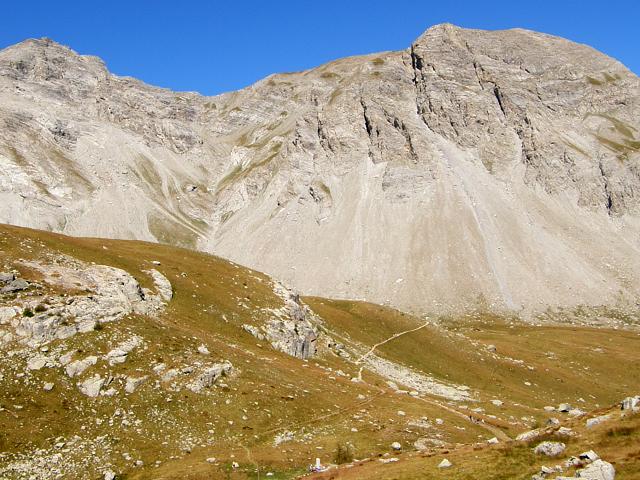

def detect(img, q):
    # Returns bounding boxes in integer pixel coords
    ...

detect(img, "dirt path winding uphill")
[355,321,431,365]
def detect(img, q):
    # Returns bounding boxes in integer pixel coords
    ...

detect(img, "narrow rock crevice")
[360,98,382,163]
[492,85,507,118]
[598,160,614,216]
[472,61,485,90]
[315,112,334,154]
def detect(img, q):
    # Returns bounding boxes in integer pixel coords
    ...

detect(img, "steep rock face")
[0,26,639,315]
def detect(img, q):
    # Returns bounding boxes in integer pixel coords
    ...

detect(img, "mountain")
[0,25,639,317]
[0,224,638,479]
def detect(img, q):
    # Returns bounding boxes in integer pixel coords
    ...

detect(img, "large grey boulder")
[577,459,615,480]
[534,441,566,457]
[78,374,105,397]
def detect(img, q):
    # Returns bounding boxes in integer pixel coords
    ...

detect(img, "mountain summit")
[1,24,639,316]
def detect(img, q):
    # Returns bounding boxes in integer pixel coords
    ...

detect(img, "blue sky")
[2,0,638,96]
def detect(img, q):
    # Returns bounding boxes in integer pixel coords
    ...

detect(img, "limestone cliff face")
[1,25,639,315]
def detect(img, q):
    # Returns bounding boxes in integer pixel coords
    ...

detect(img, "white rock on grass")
[125,376,147,394]
[533,441,566,457]
[586,415,611,428]
[101,387,118,397]
[197,344,210,355]
[79,374,105,397]
[186,361,232,393]
[579,451,600,462]
[105,335,142,365]
[556,426,574,437]
[516,429,541,442]
[65,355,98,378]
[438,459,452,468]
[621,396,639,412]
[59,350,75,366]
[145,269,173,301]
[43,382,54,391]
[577,459,615,480]
[391,442,402,451]
[27,355,50,370]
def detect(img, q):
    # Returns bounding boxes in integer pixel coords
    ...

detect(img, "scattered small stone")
[438,458,452,468]
[391,442,402,451]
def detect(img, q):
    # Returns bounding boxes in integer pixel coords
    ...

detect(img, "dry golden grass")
[0,224,638,479]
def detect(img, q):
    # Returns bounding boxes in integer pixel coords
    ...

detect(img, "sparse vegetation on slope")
[0,225,638,479]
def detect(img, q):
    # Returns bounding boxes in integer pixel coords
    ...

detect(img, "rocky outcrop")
[186,361,233,393]
[0,26,639,316]
[0,258,172,348]
[244,282,320,359]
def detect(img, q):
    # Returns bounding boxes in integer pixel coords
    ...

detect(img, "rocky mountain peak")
[0,25,639,316]
[0,37,108,85]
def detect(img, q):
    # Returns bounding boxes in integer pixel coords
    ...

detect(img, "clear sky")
[2,0,638,96]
